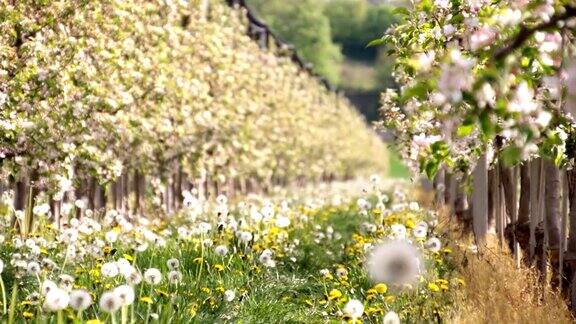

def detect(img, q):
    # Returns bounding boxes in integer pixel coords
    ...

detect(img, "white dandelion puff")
[144,268,162,285]
[43,287,69,311]
[166,258,180,270]
[425,237,442,253]
[343,299,364,320]
[215,245,229,256]
[99,291,121,313]
[383,311,401,324]
[27,261,41,275]
[366,240,423,287]
[41,280,58,296]
[101,262,119,278]
[69,289,92,311]
[125,270,142,285]
[113,285,135,306]
[224,289,235,302]
[168,271,182,285]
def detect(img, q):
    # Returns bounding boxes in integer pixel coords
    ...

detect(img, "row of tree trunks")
[444,156,576,311]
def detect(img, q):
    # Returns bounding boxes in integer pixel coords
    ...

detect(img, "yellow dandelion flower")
[457,278,466,286]
[374,283,388,294]
[214,264,224,272]
[112,226,122,233]
[328,289,342,300]
[155,289,169,298]
[428,283,440,292]
[365,307,383,315]
[405,218,415,229]
[86,320,103,324]
[193,257,203,264]
[216,287,225,293]
[442,248,453,254]
[123,254,134,261]
[40,248,48,255]
[384,295,395,303]
[304,299,314,307]
[140,297,153,304]
[201,287,211,294]
[20,301,32,306]
[22,311,34,319]
[88,269,100,278]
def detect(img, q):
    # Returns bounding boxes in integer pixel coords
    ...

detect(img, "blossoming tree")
[377,0,576,296]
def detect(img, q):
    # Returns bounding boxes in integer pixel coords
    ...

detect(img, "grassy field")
[0,182,461,323]
[388,148,411,179]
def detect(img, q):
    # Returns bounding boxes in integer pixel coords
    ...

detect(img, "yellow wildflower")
[328,289,342,300]
[123,254,134,261]
[428,283,440,292]
[193,257,203,264]
[201,287,211,294]
[140,297,153,304]
[374,283,388,294]
[23,312,34,319]
[86,320,103,324]
[214,264,224,272]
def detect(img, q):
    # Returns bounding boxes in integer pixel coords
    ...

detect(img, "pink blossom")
[470,26,497,51]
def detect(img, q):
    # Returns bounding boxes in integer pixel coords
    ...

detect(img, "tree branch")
[493,5,576,61]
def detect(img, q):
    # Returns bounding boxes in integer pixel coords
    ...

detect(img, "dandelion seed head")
[144,268,162,285]
[383,311,401,324]
[43,287,69,312]
[343,299,364,319]
[215,245,229,256]
[425,237,442,253]
[99,291,121,313]
[166,258,180,270]
[69,289,92,311]
[168,270,182,284]
[224,289,235,302]
[113,285,135,306]
[366,240,423,287]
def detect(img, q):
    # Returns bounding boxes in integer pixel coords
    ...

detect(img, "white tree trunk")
[473,154,488,245]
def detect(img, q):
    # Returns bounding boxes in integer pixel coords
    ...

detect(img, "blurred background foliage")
[247,0,408,178]
[247,0,398,96]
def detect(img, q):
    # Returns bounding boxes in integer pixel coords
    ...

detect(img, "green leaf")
[399,81,431,104]
[392,7,411,16]
[479,110,494,138]
[500,146,521,166]
[424,159,440,179]
[366,38,385,48]
[456,123,475,137]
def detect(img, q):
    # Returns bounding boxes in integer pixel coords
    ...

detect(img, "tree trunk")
[472,154,488,245]
[544,159,561,252]
[499,165,517,224]
[134,170,141,215]
[565,169,576,255]
[518,163,531,224]
[529,159,542,262]
[434,168,446,206]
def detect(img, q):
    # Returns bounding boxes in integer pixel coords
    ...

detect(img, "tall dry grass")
[434,206,574,323]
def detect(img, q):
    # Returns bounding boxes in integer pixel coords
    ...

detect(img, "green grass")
[0,189,460,323]
[388,147,411,179]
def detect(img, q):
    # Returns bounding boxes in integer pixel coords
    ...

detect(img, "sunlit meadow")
[0,179,463,323]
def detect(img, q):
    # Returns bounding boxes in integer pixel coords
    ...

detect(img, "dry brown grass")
[434,206,574,324]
